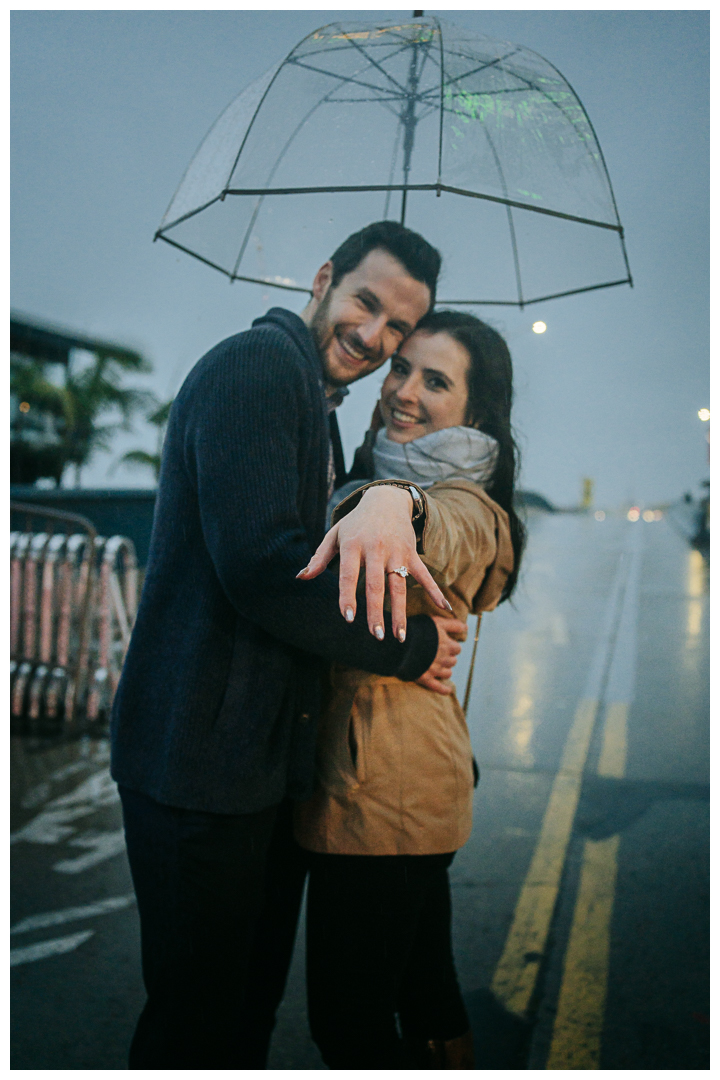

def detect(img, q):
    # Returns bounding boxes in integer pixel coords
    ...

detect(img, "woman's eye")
[427,377,448,391]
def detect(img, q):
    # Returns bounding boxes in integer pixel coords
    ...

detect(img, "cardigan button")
[298,712,310,724]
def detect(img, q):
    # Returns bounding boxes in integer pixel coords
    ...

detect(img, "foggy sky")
[11,9,709,507]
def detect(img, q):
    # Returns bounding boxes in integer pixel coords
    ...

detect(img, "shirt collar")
[324,385,350,414]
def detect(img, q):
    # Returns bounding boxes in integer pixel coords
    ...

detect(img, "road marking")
[53,829,127,874]
[10,930,94,967]
[11,893,135,936]
[11,768,121,857]
[597,702,628,778]
[490,549,630,1018]
[544,834,620,1069]
[545,529,642,1068]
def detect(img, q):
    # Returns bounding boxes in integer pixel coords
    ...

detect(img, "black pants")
[120,787,307,1069]
[306,851,469,1069]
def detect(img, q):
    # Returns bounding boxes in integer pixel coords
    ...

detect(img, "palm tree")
[11,346,154,486]
[120,397,174,482]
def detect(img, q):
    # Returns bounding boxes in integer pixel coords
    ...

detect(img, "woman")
[295,311,525,1069]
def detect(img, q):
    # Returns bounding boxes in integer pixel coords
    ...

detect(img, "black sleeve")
[184,334,438,681]
[329,412,347,489]
[346,428,376,482]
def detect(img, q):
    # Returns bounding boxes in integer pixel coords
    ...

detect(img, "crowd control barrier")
[10,502,137,735]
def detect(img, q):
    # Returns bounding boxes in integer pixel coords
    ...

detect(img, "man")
[111,221,465,1068]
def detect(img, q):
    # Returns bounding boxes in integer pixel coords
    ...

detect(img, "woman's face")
[379,330,471,444]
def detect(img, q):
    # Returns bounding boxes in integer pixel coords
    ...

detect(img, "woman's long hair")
[414,309,526,601]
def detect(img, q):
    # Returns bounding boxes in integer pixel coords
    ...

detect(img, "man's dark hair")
[330,221,441,307]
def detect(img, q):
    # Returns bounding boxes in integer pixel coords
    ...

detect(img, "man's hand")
[416,616,465,695]
[297,485,452,639]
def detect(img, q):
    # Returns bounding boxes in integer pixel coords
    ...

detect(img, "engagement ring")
[389,566,409,578]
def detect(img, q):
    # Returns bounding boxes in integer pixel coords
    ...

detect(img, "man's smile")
[334,330,376,367]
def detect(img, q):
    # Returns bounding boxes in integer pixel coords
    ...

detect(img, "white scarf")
[372,425,499,489]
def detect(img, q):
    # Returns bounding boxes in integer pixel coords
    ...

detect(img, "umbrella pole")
[400,38,421,225]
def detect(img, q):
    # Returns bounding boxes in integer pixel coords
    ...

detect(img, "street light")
[698,408,710,421]
[532,321,547,334]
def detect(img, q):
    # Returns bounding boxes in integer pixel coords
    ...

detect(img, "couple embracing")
[111,220,525,1069]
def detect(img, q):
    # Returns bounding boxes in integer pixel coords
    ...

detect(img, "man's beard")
[309,291,382,388]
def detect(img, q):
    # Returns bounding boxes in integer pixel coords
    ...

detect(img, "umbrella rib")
[437,47,522,92]
[526,46,630,238]
[159,229,629,305]
[440,278,632,306]
[220,183,621,232]
[481,124,525,306]
[157,234,312,294]
[287,57,408,100]
[230,104,325,280]
[440,49,621,227]
[219,25,325,200]
[341,34,411,95]
[155,194,225,237]
[469,58,611,184]
[231,78,358,279]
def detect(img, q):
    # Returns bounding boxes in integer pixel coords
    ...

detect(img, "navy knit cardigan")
[110,309,438,814]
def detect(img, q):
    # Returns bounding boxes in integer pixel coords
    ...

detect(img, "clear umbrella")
[155,16,632,308]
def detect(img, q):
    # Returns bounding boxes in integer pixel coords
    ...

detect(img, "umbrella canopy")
[156,16,632,307]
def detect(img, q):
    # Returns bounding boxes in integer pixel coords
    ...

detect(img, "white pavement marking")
[11,768,121,849]
[11,806,98,845]
[53,829,127,874]
[11,893,136,935]
[46,767,119,809]
[10,930,95,967]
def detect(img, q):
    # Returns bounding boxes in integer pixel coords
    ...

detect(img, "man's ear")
[312,261,333,303]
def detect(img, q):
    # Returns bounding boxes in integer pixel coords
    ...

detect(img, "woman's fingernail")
[345,608,355,623]
[374,625,385,640]
[296,567,309,578]
[398,628,406,643]
[443,598,454,612]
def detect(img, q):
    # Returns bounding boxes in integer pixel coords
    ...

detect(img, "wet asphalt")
[10,509,709,1070]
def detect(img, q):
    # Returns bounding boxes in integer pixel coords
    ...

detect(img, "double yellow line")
[490,527,643,1068]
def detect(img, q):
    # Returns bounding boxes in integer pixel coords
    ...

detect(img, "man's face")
[308,249,432,388]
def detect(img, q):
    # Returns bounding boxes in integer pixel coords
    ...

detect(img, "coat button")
[299,712,310,724]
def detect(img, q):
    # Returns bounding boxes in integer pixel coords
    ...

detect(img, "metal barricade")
[10,501,137,734]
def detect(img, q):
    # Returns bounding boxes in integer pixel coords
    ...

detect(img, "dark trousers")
[306,851,469,1069]
[120,787,307,1069]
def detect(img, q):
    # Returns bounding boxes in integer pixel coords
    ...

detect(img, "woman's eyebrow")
[423,366,454,386]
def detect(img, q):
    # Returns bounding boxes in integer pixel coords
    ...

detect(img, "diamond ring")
[389,566,409,578]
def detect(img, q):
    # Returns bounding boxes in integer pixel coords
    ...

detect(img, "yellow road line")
[489,542,632,1023]
[545,834,620,1069]
[597,701,628,779]
[490,697,599,1017]
[546,701,628,1068]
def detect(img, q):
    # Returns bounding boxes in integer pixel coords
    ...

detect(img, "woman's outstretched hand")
[296,485,453,640]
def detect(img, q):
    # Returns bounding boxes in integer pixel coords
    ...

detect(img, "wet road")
[10,510,709,1070]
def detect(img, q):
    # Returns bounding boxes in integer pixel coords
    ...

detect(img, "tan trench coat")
[294,479,514,856]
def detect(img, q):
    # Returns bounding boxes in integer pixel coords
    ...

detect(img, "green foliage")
[11,347,154,485]
[119,396,175,482]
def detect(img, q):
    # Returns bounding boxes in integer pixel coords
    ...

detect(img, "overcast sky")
[11,8,709,507]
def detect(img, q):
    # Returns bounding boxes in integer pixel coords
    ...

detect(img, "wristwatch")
[375,481,425,523]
